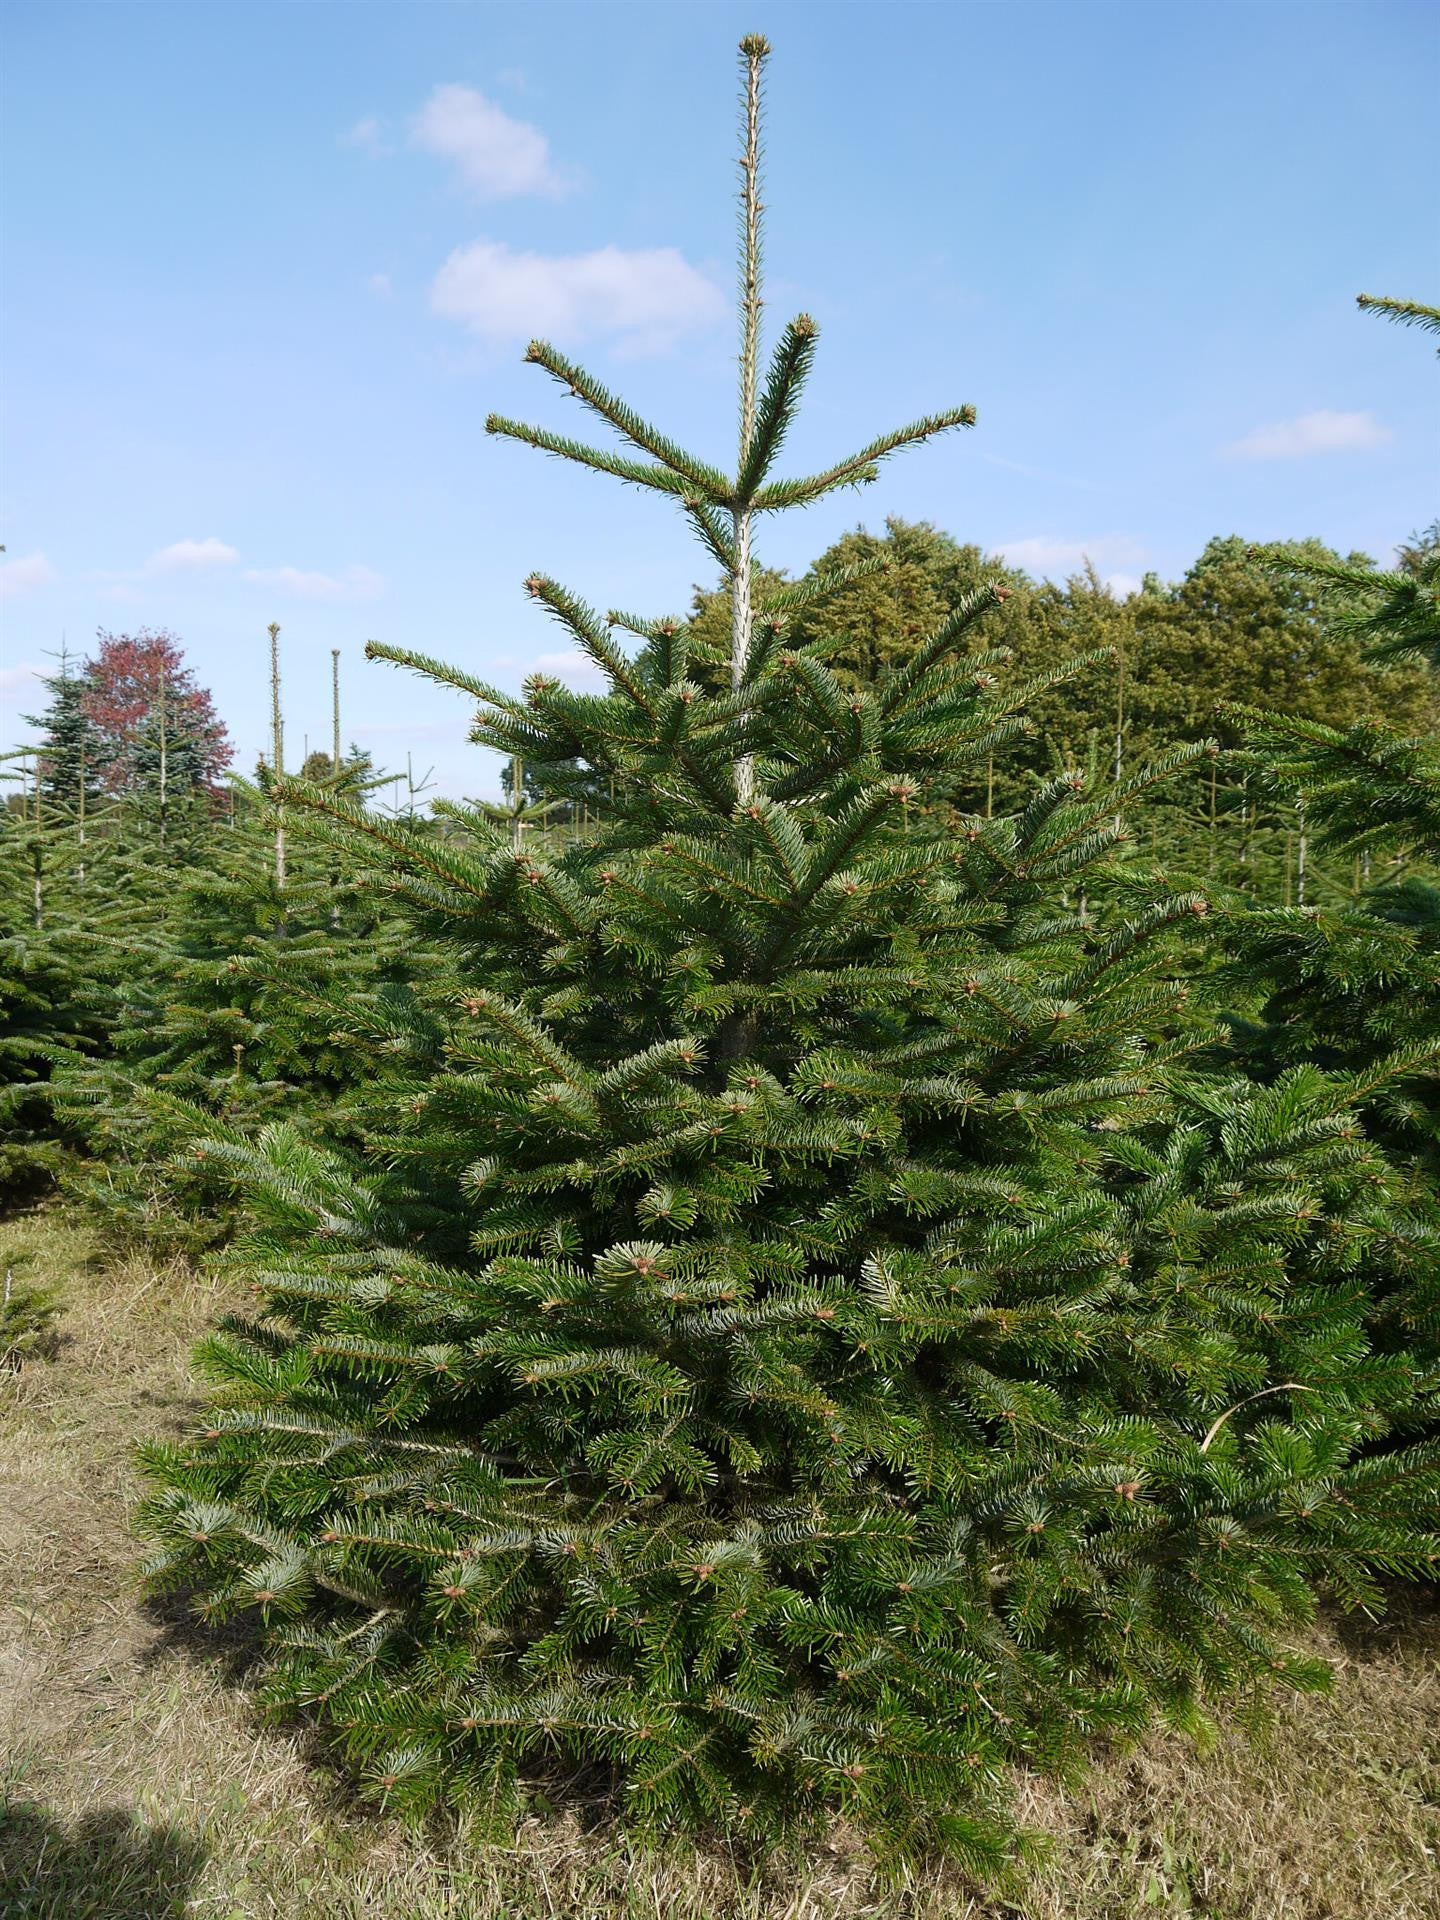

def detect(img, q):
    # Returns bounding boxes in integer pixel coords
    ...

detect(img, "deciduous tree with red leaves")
[81,628,232,802]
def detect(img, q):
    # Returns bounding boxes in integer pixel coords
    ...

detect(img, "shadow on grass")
[139,1582,268,1685]
[1327,1581,1440,1661]
[0,1801,206,1920]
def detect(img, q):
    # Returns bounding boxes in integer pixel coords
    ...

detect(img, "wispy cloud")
[1224,409,1393,461]
[341,116,387,152]
[413,84,567,199]
[0,552,57,600]
[991,535,1146,580]
[530,648,608,691]
[146,536,238,573]
[368,271,394,299]
[0,661,44,699]
[431,238,723,354]
[244,564,385,603]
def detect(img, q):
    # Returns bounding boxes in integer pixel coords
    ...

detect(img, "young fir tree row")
[134,40,1440,1876]
[5,431,1432,1223]
[0,635,440,1243]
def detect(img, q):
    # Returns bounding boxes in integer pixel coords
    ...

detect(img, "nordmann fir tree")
[140,43,1440,1874]
[1220,294,1440,1379]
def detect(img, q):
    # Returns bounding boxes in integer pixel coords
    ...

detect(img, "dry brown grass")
[1,1205,1437,1919]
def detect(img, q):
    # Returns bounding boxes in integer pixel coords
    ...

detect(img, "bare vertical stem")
[737,37,766,472]
[156,666,168,848]
[269,623,286,891]
[731,33,769,809]
[1296,798,1307,908]
[1112,637,1126,831]
[330,647,344,927]
[77,744,86,884]
[1208,757,1217,875]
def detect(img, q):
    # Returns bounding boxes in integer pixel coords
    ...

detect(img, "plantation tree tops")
[141,40,1440,1875]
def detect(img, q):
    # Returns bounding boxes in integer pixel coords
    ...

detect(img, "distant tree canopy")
[1126,534,1435,750]
[684,519,1439,816]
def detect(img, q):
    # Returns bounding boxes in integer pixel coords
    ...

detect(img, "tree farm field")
[5,11,1440,1920]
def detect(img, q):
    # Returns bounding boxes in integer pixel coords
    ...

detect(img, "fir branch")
[876,585,1006,716]
[683,500,738,571]
[1356,292,1440,342]
[484,416,693,497]
[521,340,730,494]
[363,643,530,721]
[752,407,977,510]
[757,554,892,622]
[522,575,656,715]
[737,315,820,498]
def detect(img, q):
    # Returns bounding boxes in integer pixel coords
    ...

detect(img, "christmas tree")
[0,788,101,1198]
[1220,294,1440,1379]
[141,43,1439,1873]
[22,648,106,819]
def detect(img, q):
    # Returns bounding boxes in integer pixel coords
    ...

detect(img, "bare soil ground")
[2,1206,1437,1919]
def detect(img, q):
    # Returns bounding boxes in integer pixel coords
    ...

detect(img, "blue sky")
[3,0,1436,801]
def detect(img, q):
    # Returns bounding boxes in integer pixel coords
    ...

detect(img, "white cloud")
[0,552,57,600]
[531,648,607,690]
[1105,572,1143,600]
[342,116,386,151]
[146,536,238,573]
[368,271,394,298]
[412,84,566,199]
[991,535,1146,580]
[1224,409,1393,461]
[243,564,385,603]
[431,238,723,352]
[0,661,44,699]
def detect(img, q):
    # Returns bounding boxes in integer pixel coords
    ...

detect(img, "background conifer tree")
[1220,294,1440,1376]
[140,43,1439,1874]
[23,651,105,818]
